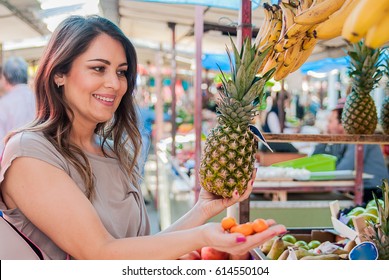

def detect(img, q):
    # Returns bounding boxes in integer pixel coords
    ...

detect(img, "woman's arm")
[2,157,284,259]
[160,170,256,233]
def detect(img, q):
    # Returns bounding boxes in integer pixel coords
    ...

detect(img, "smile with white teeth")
[93,94,114,102]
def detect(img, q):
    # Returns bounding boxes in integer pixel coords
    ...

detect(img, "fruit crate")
[329,200,361,243]
[272,154,337,172]
[250,228,339,260]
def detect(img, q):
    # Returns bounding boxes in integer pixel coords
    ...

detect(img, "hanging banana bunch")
[342,0,389,49]
[252,0,365,81]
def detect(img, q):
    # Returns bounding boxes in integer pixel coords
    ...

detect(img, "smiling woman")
[0,15,286,260]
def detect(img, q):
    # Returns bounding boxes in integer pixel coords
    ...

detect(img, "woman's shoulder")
[4,131,68,170]
[7,131,51,150]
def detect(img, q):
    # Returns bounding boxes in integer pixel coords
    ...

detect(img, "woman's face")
[60,33,128,127]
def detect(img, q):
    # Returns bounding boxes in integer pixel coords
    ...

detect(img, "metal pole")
[355,144,364,205]
[168,22,177,157]
[154,46,164,210]
[194,6,204,203]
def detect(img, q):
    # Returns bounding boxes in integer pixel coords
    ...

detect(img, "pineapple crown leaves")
[347,41,385,94]
[372,179,389,235]
[223,36,273,100]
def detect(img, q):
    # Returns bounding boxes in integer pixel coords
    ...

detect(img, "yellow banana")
[297,0,314,15]
[290,39,317,73]
[301,36,317,50]
[259,5,280,47]
[283,33,303,49]
[274,2,297,53]
[265,5,283,44]
[305,24,318,38]
[261,51,282,77]
[268,20,283,43]
[294,0,346,25]
[365,14,389,49]
[284,22,313,39]
[274,42,302,81]
[342,0,389,43]
[257,46,275,74]
[315,0,361,40]
[279,2,297,38]
[283,41,302,68]
[254,3,273,47]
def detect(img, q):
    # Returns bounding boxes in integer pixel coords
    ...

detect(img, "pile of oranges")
[221,216,269,236]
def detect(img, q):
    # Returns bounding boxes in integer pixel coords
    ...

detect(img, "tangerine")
[221,216,237,231]
[252,218,269,233]
[230,223,254,236]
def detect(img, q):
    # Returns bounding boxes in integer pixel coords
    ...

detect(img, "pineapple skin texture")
[342,92,378,134]
[199,125,256,198]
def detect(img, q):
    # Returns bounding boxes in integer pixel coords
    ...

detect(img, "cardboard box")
[329,200,360,243]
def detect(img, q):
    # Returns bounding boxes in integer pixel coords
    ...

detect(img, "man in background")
[313,102,389,203]
[0,57,36,154]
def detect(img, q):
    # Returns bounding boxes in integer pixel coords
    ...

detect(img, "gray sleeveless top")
[0,131,150,259]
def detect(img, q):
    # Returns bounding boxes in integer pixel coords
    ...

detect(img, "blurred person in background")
[260,91,298,153]
[0,66,5,97]
[0,57,36,155]
[312,102,388,203]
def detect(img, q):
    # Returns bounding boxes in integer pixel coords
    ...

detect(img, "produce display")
[341,41,384,134]
[199,38,274,198]
[338,199,383,228]
[360,179,389,259]
[258,232,354,260]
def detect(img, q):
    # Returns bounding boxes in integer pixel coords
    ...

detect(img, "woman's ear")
[54,74,64,87]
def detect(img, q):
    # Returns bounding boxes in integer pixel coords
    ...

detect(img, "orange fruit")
[230,223,254,236]
[221,216,237,231]
[252,218,269,233]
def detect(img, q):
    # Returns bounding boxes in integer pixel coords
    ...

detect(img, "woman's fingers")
[212,223,287,256]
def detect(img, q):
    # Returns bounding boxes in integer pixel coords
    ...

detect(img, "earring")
[57,82,60,88]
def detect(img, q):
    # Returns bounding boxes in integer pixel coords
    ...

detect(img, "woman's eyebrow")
[87,58,128,67]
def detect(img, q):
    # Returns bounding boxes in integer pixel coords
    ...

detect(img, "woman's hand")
[196,168,257,221]
[200,219,286,257]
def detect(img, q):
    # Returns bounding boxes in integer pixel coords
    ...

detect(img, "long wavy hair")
[15,15,141,199]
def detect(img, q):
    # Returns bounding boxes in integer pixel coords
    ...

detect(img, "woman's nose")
[105,71,121,90]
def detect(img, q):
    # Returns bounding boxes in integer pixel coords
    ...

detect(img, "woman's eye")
[117,70,127,76]
[93,66,105,72]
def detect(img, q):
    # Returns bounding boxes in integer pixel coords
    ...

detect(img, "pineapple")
[363,179,389,260]
[341,41,384,134]
[199,39,274,198]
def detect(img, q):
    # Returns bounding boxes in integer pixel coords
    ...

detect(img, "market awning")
[300,56,350,74]
[202,53,233,72]
[131,0,263,10]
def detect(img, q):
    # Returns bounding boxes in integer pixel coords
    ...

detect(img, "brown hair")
[11,15,141,199]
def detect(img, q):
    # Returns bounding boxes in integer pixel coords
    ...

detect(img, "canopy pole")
[194,6,204,203]
[229,0,252,223]
[168,22,177,157]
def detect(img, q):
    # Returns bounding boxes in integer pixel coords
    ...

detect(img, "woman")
[0,15,286,259]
